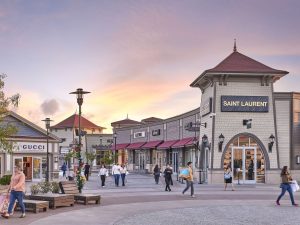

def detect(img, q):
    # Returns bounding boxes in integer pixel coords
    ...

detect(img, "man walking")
[182,161,195,198]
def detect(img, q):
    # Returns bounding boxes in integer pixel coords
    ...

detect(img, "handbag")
[224,173,231,180]
[290,180,300,192]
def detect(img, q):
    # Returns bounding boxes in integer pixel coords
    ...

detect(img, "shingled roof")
[51,114,105,130]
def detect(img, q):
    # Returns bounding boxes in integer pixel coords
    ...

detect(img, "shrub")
[0,175,12,185]
[38,181,51,193]
[30,184,40,195]
[51,182,60,193]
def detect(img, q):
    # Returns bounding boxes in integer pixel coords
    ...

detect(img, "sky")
[1,0,300,133]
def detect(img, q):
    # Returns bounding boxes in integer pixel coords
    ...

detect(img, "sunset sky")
[1,0,300,132]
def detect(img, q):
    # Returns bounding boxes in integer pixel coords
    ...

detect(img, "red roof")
[141,140,164,149]
[172,137,194,148]
[115,143,130,150]
[157,140,179,149]
[51,114,104,129]
[127,142,146,150]
[206,51,288,74]
[185,137,199,147]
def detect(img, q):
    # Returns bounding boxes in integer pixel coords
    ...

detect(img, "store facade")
[1,111,61,181]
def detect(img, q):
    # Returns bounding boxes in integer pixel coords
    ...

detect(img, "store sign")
[152,129,161,136]
[133,131,146,138]
[201,98,212,117]
[15,142,47,152]
[221,96,269,112]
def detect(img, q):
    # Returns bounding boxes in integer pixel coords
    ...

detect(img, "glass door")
[33,157,42,181]
[156,151,163,169]
[231,146,257,184]
[139,151,145,170]
[172,151,179,174]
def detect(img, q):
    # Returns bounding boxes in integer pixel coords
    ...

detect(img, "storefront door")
[32,157,42,181]
[138,151,145,170]
[231,146,257,184]
[156,151,163,169]
[171,151,179,174]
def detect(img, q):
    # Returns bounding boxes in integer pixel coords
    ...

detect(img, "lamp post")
[201,134,209,183]
[42,117,53,182]
[70,88,90,193]
[113,131,117,164]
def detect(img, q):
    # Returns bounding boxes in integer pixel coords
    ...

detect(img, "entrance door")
[138,151,145,170]
[172,151,179,174]
[32,157,42,181]
[156,151,163,169]
[231,146,257,184]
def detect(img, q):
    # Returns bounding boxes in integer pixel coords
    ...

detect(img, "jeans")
[277,183,295,205]
[114,174,120,186]
[154,175,160,184]
[100,175,106,186]
[8,191,25,214]
[182,180,194,196]
[121,174,126,186]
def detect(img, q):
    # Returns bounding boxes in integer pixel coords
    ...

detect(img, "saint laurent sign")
[221,96,269,112]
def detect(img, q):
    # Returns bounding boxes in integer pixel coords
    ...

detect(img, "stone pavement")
[1,173,299,225]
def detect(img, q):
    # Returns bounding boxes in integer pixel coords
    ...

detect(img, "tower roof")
[51,114,105,130]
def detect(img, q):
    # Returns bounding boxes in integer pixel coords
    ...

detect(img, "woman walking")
[224,165,234,191]
[98,164,108,187]
[276,166,298,206]
[120,164,127,186]
[153,164,161,184]
[182,161,195,198]
[163,164,173,192]
[2,165,26,219]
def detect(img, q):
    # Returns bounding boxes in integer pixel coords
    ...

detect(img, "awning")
[127,142,146,150]
[172,137,194,148]
[141,140,164,149]
[185,137,199,147]
[115,143,130,150]
[157,140,179,149]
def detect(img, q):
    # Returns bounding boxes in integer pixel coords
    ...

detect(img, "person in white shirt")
[120,165,127,186]
[112,163,121,187]
[98,165,108,187]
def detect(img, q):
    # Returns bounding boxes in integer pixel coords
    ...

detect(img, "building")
[50,114,105,166]
[0,111,61,181]
[113,44,300,184]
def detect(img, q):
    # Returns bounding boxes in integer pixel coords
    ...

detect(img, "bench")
[16,200,49,213]
[59,181,101,205]
[26,194,74,209]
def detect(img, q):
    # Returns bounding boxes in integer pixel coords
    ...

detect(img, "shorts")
[225,177,232,183]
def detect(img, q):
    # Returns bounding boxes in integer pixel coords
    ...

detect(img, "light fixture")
[42,117,53,182]
[202,134,208,143]
[218,133,225,152]
[296,156,300,164]
[243,119,252,129]
[54,156,58,163]
[268,134,275,153]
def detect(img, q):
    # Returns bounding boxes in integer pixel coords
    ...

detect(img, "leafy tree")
[85,151,96,165]
[0,74,20,153]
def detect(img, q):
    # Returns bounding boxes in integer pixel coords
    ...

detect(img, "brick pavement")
[0,173,298,225]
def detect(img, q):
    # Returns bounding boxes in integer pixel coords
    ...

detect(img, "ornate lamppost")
[113,131,117,164]
[42,117,53,182]
[70,88,90,193]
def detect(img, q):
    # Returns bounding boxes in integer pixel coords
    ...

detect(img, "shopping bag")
[290,180,300,192]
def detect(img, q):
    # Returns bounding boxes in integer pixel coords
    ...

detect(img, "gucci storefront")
[1,111,61,181]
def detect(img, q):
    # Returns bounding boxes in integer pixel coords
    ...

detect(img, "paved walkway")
[1,173,299,225]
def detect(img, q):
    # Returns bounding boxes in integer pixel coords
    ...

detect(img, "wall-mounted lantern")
[296,155,300,164]
[268,134,275,153]
[218,133,225,152]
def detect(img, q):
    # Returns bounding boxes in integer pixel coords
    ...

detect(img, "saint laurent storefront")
[190,45,300,184]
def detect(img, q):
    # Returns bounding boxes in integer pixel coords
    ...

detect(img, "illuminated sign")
[221,96,269,112]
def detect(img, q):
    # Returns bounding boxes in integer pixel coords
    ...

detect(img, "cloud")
[40,99,59,115]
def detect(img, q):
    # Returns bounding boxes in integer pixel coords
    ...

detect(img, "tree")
[85,151,96,165]
[0,74,20,153]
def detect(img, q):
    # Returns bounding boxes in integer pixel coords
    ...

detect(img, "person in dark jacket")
[84,163,90,181]
[153,164,161,184]
[163,164,173,192]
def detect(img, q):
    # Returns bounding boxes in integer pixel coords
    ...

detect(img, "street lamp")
[113,131,117,164]
[70,88,90,193]
[42,117,53,182]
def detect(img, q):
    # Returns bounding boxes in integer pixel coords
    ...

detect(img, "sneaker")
[293,203,298,207]
[276,201,280,206]
[191,195,196,198]
[19,213,26,218]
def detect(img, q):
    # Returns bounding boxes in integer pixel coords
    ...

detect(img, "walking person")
[164,164,173,192]
[276,166,298,206]
[98,164,108,187]
[61,162,67,178]
[112,163,121,187]
[120,164,127,186]
[224,165,234,191]
[182,161,195,198]
[153,164,161,184]
[84,163,90,181]
[2,164,26,219]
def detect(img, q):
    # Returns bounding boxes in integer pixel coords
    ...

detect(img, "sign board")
[133,131,146,138]
[221,96,269,112]
[15,142,47,153]
[152,129,161,136]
